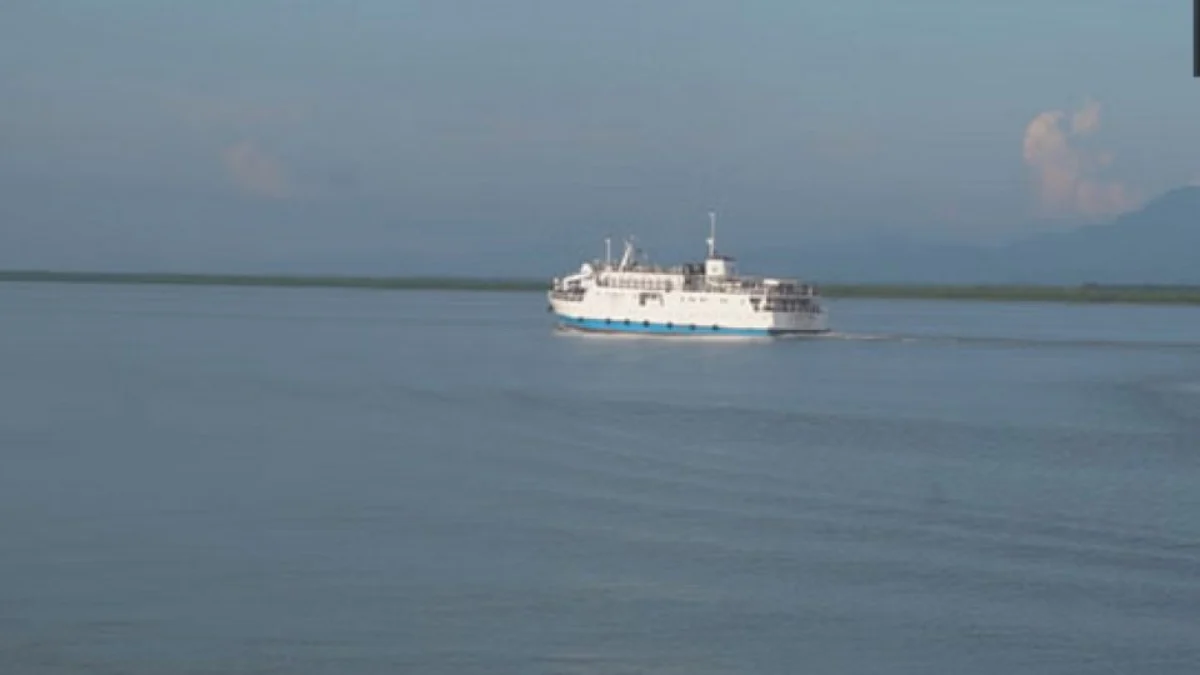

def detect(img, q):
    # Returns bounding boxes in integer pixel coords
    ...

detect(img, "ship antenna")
[605,236,611,267]
[706,211,717,258]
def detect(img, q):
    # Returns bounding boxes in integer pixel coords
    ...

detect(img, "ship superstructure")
[548,214,829,336]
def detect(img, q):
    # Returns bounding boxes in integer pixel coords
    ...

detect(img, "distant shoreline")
[1,271,1199,306]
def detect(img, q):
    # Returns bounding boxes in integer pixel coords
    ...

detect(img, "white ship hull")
[549,289,828,336]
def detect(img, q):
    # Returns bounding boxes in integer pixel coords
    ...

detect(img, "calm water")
[1,284,1198,674]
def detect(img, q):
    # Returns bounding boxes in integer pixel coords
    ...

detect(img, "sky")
[0,0,1195,275]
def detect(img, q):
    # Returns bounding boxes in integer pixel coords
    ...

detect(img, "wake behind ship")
[548,214,829,337]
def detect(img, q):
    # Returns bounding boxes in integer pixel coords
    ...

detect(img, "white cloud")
[1069,98,1101,135]
[222,140,291,199]
[1022,99,1137,218]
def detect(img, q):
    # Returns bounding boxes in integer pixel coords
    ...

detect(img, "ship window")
[642,320,649,327]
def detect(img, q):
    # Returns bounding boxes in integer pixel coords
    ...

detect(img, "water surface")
[1,284,1198,674]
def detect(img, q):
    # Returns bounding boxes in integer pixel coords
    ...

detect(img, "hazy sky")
[1,1,1194,274]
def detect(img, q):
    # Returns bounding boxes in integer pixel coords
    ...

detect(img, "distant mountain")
[998,186,1200,285]
[756,186,1200,285]
[237,185,1200,285]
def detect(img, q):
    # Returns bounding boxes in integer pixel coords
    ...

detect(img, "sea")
[1,283,1198,675]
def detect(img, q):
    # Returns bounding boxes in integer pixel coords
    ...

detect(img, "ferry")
[548,214,829,337]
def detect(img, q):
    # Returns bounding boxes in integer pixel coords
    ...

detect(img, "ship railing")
[692,283,819,297]
[550,289,586,301]
[590,261,688,275]
[594,278,679,292]
[587,275,819,297]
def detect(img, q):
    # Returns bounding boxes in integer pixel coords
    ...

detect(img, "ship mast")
[618,237,635,270]
[706,211,717,258]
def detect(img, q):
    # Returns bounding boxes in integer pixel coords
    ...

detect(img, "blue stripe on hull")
[554,315,824,337]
